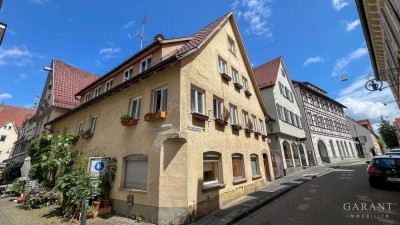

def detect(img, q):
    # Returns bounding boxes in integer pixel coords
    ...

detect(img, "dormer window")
[140,56,152,72]
[123,67,133,82]
[105,79,113,92]
[94,86,101,97]
[84,93,90,103]
[228,36,235,54]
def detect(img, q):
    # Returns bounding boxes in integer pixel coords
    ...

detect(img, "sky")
[0,0,398,132]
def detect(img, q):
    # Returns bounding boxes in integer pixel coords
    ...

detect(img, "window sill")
[233,178,247,185]
[252,175,262,180]
[119,188,147,194]
[244,90,252,97]
[231,124,243,130]
[192,112,209,121]
[244,128,254,134]
[220,72,232,82]
[202,183,226,192]
[215,118,228,126]
[234,82,243,89]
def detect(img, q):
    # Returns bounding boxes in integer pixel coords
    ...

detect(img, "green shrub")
[25,187,57,209]
[4,162,23,181]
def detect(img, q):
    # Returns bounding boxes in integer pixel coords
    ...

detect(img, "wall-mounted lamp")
[43,66,52,72]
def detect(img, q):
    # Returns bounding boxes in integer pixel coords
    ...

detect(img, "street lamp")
[0,21,6,46]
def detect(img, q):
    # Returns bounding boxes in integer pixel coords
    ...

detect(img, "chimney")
[154,34,164,42]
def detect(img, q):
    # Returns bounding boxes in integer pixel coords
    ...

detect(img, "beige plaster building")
[48,12,272,224]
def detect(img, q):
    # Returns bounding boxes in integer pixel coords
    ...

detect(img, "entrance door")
[270,149,285,178]
[263,153,271,181]
[318,140,330,163]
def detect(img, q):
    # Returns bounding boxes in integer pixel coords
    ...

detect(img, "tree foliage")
[4,162,23,181]
[378,116,399,149]
[27,134,79,187]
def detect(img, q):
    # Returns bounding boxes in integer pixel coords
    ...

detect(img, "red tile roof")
[0,104,36,129]
[356,119,374,132]
[53,59,100,109]
[253,56,282,89]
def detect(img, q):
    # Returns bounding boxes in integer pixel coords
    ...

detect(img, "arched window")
[232,153,244,180]
[283,141,293,167]
[336,140,343,157]
[291,143,300,166]
[349,142,355,156]
[203,152,221,185]
[340,141,347,157]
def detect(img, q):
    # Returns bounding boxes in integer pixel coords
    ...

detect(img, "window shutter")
[125,155,148,190]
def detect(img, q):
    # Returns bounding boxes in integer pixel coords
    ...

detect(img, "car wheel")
[369,178,379,188]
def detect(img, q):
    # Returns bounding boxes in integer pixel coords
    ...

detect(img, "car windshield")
[372,158,400,168]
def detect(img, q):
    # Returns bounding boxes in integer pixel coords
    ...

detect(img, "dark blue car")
[367,155,400,188]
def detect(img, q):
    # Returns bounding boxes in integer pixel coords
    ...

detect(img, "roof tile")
[0,104,36,128]
[253,56,282,89]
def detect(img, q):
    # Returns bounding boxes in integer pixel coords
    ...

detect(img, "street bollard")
[81,199,89,225]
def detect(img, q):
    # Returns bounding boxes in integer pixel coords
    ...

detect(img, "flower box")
[144,111,167,121]
[244,128,253,134]
[215,118,228,126]
[121,119,139,126]
[231,124,242,130]
[244,90,252,96]
[262,134,268,139]
[192,112,209,121]
[254,131,262,136]
[234,82,243,89]
[220,72,232,82]
[81,131,93,139]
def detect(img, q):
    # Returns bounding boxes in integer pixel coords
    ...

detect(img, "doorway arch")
[317,140,330,163]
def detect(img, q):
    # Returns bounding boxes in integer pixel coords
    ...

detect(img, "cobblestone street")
[0,197,152,225]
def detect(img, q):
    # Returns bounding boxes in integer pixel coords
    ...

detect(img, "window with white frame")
[230,105,238,124]
[276,104,285,121]
[281,68,286,77]
[218,57,227,74]
[191,88,205,114]
[252,115,258,131]
[105,79,113,92]
[250,154,260,177]
[140,57,152,72]
[130,97,142,119]
[296,115,303,129]
[284,108,292,124]
[228,36,235,54]
[84,93,90,103]
[213,98,223,119]
[259,119,265,133]
[94,86,101,97]
[291,112,297,127]
[232,67,239,83]
[123,67,133,82]
[153,87,168,112]
[89,116,97,134]
[77,121,84,135]
[242,111,249,128]
[124,154,148,190]
[203,152,221,185]
[242,77,249,91]
[232,154,244,179]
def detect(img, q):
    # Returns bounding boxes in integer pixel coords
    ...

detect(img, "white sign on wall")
[88,157,108,178]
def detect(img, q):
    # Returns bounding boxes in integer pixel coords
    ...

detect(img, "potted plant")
[99,158,117,208]
[93,197,101,209]
[81,129,93,139]
[86,205,96,218]
[120,114,139,126]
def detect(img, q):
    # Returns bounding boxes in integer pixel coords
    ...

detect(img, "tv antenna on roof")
[134,14,148,50]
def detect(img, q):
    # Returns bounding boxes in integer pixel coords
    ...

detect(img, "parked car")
[366,155,400,188]
[388,148,400,152]
[386,152,400,156]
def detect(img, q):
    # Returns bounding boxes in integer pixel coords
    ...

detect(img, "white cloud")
[29,0,49,4]
[303,56,325,66]
[332,47,368,76]
[99,43,121,59]
[336,76,399,133]
[0,93,12,100]
[232,0,273,39]
[332,0,349,11]
[345,19,360,31]
[0,46,35,66]
[123,20,135,29]
[15,73,30,82]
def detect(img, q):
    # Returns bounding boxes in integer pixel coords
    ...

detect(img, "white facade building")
[293,81,358,165]
[0,121,18,162]
[254,57,309,177]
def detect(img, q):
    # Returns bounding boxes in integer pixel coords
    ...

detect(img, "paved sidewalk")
[192,158,366,225]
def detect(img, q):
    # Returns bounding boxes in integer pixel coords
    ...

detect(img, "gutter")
[47,54,179,126]
[355,0,380,80]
